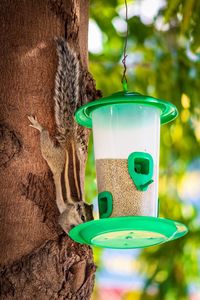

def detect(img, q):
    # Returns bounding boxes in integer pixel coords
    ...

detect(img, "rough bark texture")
[0,0,99,299]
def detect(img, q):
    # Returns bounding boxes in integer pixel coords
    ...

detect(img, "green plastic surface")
[98,191,113,218]
[128,152,154,191]
[122,79,128,92]
[75,91,178,128]
[69,216,188,249]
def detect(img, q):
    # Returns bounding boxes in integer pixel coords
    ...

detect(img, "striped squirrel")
[28,37,93,233]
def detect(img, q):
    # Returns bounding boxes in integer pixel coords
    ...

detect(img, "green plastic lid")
[69,216,188,249]
[75,91,178,128]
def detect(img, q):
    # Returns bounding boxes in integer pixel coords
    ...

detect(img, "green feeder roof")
[69,216,188,249]
[75,91,178,128]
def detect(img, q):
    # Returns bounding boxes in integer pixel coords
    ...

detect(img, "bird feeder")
[69,91,188,249]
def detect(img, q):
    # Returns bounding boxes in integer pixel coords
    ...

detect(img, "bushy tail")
[54,37,80,143]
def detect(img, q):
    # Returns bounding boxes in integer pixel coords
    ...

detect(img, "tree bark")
[0,1,99,299]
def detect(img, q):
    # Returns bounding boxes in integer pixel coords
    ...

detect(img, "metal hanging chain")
[121,0,128,92]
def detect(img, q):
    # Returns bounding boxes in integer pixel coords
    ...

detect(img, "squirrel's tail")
[54,37,80,143]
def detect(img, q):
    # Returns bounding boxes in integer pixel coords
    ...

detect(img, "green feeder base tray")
[69,216,188,249]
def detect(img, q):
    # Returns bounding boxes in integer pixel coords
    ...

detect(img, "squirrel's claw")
[28,115,43,132]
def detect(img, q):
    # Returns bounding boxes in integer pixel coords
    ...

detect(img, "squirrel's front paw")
[84,203,94,221]
[28,115,43,132]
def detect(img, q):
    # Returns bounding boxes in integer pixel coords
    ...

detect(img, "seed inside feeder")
[96,158,157,217]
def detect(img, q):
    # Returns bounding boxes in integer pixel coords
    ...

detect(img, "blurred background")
[85,0,200,299]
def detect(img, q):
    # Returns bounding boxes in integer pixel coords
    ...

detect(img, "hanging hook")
[121,0,128,92]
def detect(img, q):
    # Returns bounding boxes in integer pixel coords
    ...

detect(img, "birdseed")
[96,159,154,217]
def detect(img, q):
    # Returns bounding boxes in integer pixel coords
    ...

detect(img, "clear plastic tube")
[92,103,161,217]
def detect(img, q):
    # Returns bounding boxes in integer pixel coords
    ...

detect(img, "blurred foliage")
[85,0,200,299]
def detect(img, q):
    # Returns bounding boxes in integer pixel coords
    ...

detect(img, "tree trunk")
[0,1,99,299]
